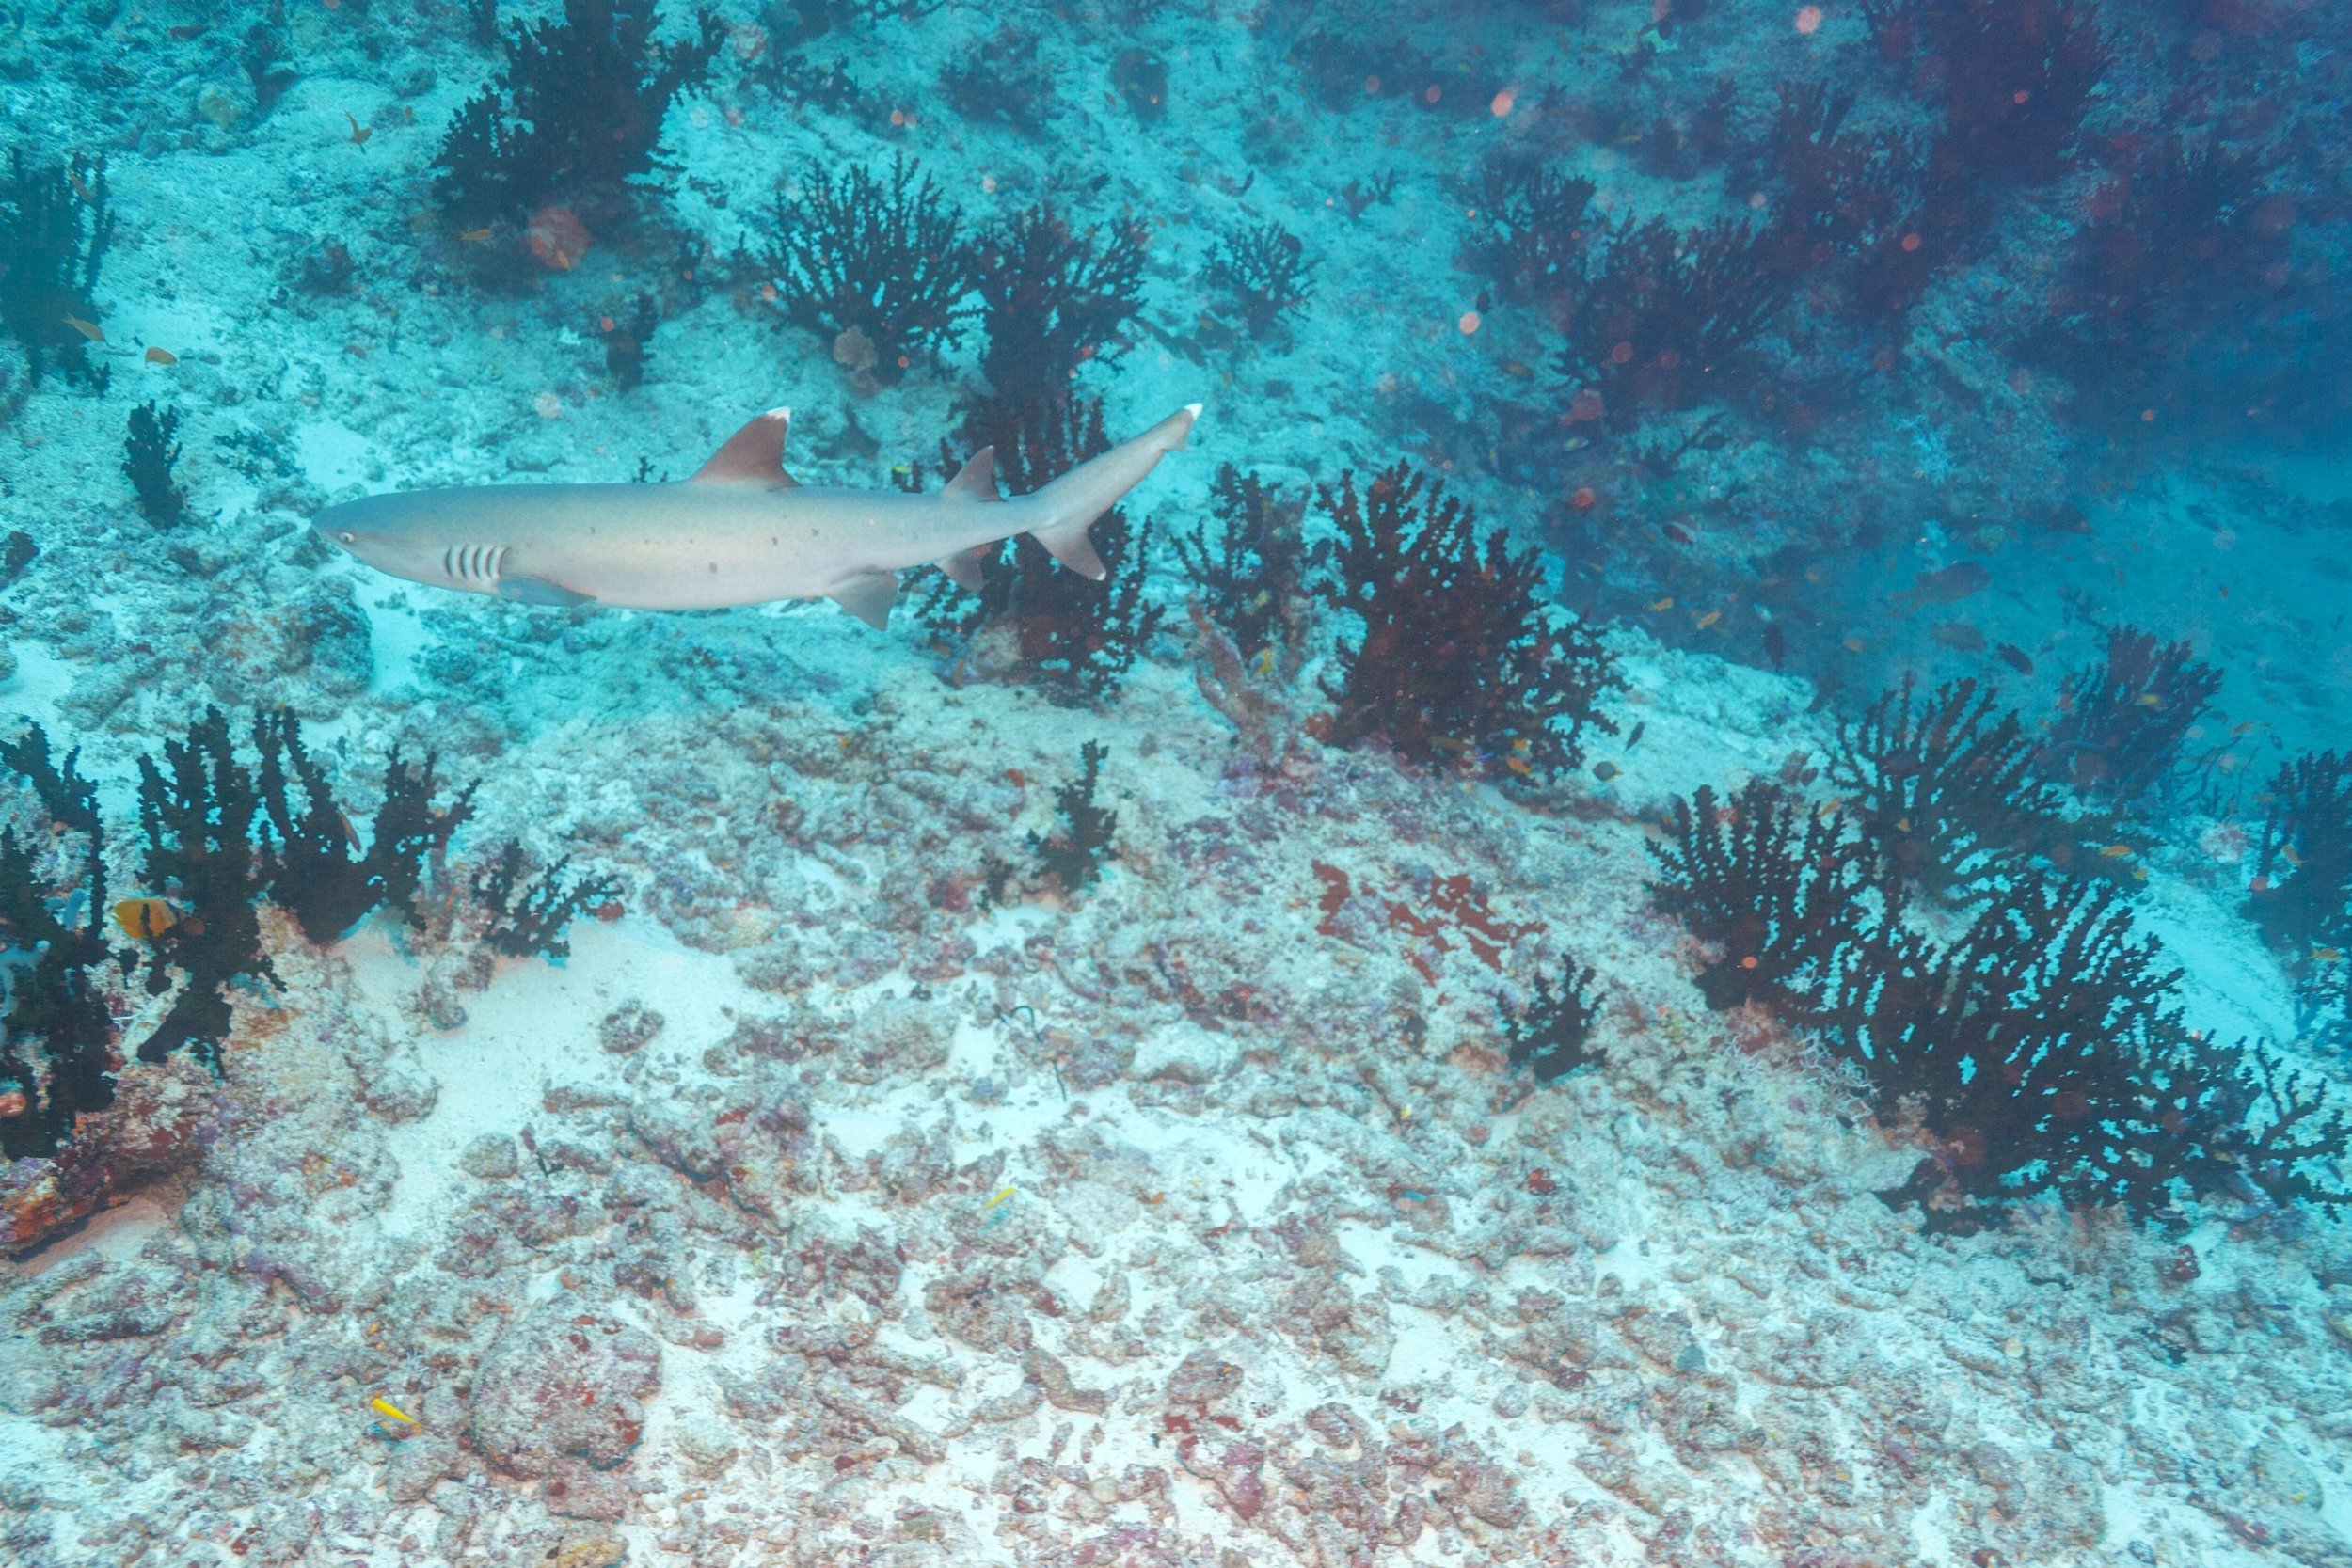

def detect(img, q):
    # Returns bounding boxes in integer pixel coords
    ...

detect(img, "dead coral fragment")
[1314,461,1619,783]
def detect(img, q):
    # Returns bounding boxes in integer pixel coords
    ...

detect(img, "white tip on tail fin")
[693,406,798,486]
[1025,403,1200,582]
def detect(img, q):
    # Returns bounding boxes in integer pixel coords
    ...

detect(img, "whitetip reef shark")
[310,403,1200,628]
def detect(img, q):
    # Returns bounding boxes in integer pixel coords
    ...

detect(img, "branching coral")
[1313,462,1618,783]
[1205,221,1314,337]
[472,844,617,960]
[1030,741,1119,896]
[0,729,120,1160]
[253,710,478,946]
[1652,775,2351,1227]
[123,402,189,527]
[1463,159,1596,309]
[134,709,278,1069]
[759,155,980,383]
[975,205,1150,404]
[2247,752,2352,1006]
[913,395,1162,703]
[433,0,723,229]
[1865,0,2108,183]
[1555,215,1789,432]
[1505,958,1603,1083]
[1,147,113,390]
[1172,463,1307,667]
[1828,676,2105,902]
[2040,626,2221,807]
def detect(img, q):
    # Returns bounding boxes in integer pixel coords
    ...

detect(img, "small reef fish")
[345,112,372,147]
[458,227,493,243]
[983,1186,1017,1211]
[111,897,178,939]
[313,403,1200,627]
[370,1396,418,1425]
[144,346,177,366]
[62,315,103,342]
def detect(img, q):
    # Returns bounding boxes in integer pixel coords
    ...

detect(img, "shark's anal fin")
[830,572,898,630]
[693,406,798,487]
[934,545,989,592]
[499,576,595,608]
[945,446,1001,502]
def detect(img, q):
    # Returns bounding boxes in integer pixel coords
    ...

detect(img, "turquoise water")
[1,0,2348,1562]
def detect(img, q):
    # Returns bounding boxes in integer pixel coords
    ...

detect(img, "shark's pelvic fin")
[935,545,989,591]
[693,406,798,487]
[945,446,1002,502]
[500,576,595,607]
[830,571,898,629]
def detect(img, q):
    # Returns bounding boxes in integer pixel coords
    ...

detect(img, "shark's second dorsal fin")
[945,446,1001,502]
[693,406,798,487]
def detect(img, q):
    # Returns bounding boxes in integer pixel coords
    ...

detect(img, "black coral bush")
[0,147,113,389]
[975,204,1149,404]
[1173,463,1307,667]
[759,155,980,382]
[1030,740,1119,895]
[434,0,723,229]
[1313,462,1618,784]
[2040,625,2221,808]
[1650,775,2351,1227]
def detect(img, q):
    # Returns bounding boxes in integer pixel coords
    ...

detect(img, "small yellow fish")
[370,1396,417,1425]
[144,346,177,366]
[2137,692,2162,705]
[62,315,103,342]
[2283,845,2304,867]
[345,111,372,147]
[458,227,493,243]
[983,1186,1016,1211]
[68,167,98,204]
[111,897,178,940]
[1648,596,1675,611]
[1842,636,1866,653]
[2100,844,2135,858]
[2314,946,2344,964]
[1695,610,1722,629]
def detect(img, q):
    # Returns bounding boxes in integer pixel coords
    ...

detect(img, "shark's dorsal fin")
[830,571,898,629]
[945,446,1001,502]
[693,406,798,486]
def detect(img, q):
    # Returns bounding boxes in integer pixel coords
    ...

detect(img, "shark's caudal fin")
[1021,404,1199,580]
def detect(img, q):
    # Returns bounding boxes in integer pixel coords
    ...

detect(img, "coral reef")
[122,402,189,527]
[974,204,1149,404]
[1313,462,1618,783]
[0,147,111,390]
[432,0,723,230]
[1866,0,2110,183]
[758,154,979,385]
[1463,159,1596,311]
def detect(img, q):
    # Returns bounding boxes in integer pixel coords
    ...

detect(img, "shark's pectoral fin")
[935,545,989,592]
[830,572,898,630]
[499,576,596,607]
[693,406,799,487]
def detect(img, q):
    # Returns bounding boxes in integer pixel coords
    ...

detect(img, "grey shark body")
[311,403,1199,627]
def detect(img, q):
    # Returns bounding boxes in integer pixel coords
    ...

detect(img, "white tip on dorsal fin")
[692,406,797,486]
[945,445,1001,502]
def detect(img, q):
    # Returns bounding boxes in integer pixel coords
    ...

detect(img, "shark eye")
[338,531,356,545]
